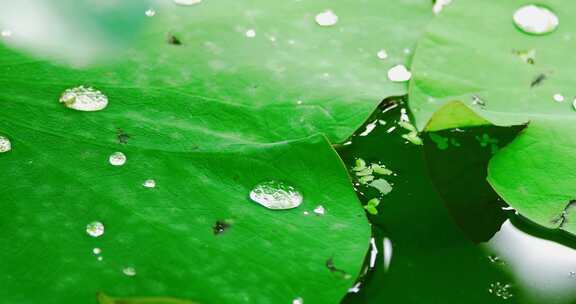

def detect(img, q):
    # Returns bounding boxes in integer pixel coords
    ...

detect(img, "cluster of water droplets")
[249,181,303,210]
[59,86,108,112]
[488,282,513,300]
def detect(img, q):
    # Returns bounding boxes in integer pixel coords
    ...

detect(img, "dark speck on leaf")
[326,257,350,279]
[167,34,182,45]
[213,220,230,235]
[116,129,130,144]
[530,73,546,87]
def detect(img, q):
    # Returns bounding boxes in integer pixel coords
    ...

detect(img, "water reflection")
[487,219,576,303]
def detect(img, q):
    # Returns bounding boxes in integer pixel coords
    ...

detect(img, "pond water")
[339,98,576,304]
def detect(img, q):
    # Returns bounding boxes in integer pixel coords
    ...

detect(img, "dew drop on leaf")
[143,179,156,188]
[245,29,256,38]
[145,9,156,17]
[376,49,388,60]
[313,205,325,216]
[292,297,304,304]
[513,5,558,35]
[249,181,303,210]
[59,86,108,112]
[86,221,104,238]
[109,152,126,166]
[122,267,137,277]
[387,64,412,82]
[553,93,565,102]
[93,248,102,255]
[315,10,338,27]
[173,0,202,6]
[0,136,12,153]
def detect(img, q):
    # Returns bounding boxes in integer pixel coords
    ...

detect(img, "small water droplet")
[93,248,102,255]
[59,86,108,112]
[145,9,156,17]
[123,267,137,276]
[173,0,202,6]
[513,5,558,35]
[109,152,126,166]
[143,179,156,188]
[86,221,105,238]
[488,255,501,263]
[488,282,513,299]
[1,29,12,38]
[387,65,412,82]
[245,29,256,38]
[313,205,326,216]
[97,256,103,261]
[433,0,452,14]
[249,181,303,210]
[292,297,304,304]
[0,136,12,153]
[569,271,576,277]
[303,211,310,215]
[377,49,388,60]
[296,100,303,105]
[553,93,565,102]
[315,10,338,27]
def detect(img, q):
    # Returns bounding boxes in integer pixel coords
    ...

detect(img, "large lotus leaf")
[0,0,434,302]
[407,0,576,234]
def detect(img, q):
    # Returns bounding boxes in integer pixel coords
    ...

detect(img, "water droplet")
[249,181,303,210]
[553,93,565,102]
[488,282,513,299]
[93,248,102,255]
[1,29,12,38]
[513,5,558,35]
[313,205,325,216]
[572,98,576,111]
[59,86,108,112]
[377,49,388,60]
[387,65,412,82]
[86,221,105,237]
[569,271,576,277]
[433,0,452,14]
[348,282,361,293]
[122,267,137,276]
[315,10,338,27]
[292,297,303,304]
[0,136,12,153]
[245,29,256,38]
[143,179,156,188]
[145,9,156,17]
[488,255,501,263]
[97,256,103,261]
[303,211,310,215]
[109,152,126,166]
[173,0,202,6]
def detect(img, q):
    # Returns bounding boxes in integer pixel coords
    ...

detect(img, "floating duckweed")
[59,86,108,112]
[364,198,380,215]
[387,64,412,82]
[109,152,126,166]
[513,5,558,35]
[369,179,393,195]
[249,181,303,210]
[86,221,105,237]
[0,136,11,153]
[315,10,338,26]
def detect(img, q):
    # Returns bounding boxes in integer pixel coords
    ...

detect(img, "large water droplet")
[0,136,12,153]
[122,267,137,276]
[315,10,338,27]
[387,65,412,82]
[513,5,559,35]
[109,152,126,166]
[86,221,105,237]
[173,0,202,6]
[249,181,303,210]
[59,86,108,112]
